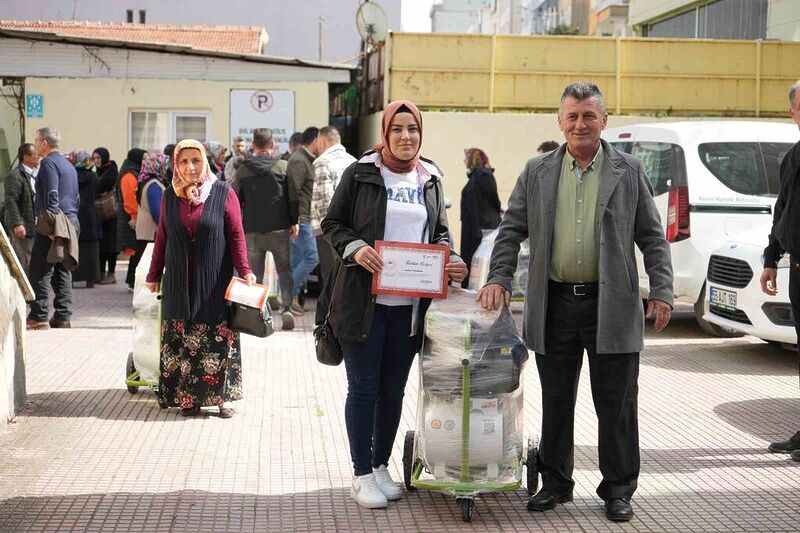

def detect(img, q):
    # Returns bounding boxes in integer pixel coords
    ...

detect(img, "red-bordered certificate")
[371,241,449,299]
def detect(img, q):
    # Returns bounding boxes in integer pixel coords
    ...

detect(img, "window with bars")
[129,110,210,153]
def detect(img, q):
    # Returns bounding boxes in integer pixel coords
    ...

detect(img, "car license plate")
[709,286,737,310]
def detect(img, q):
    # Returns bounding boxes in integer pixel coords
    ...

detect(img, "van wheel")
[694,287,744,338]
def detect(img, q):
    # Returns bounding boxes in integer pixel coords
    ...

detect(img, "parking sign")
[230,90,295,153]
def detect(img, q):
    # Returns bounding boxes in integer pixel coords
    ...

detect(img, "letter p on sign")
[250,91,274,113]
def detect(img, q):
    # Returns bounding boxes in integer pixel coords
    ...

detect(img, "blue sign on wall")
[26,94,44,118]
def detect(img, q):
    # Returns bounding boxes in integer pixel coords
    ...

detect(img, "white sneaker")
[373,465,403,501]
[350,473,388,509]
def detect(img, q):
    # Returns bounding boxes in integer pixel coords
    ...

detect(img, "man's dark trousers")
[536,281,640,501]
[787,259,800,383]
[28,216,80,322]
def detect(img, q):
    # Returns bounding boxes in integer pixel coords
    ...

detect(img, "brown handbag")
[95,191,118,222]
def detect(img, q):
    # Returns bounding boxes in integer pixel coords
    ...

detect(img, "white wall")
[23,77,329,166]
[767,0,800,41]
[0,228,28,426]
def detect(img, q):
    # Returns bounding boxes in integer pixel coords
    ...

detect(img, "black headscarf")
[94,147,119,195]
[126,148,147,166]
[93,147,111,167]
[119,148,147,179]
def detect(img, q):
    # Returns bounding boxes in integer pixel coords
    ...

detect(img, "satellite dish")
[356,1,388,47]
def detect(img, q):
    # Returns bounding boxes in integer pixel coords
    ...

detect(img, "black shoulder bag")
[314,262,343,365]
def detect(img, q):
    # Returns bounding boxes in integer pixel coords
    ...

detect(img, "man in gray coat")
[479,82,673,522]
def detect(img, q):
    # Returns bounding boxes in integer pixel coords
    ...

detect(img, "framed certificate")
[371,241,449,299]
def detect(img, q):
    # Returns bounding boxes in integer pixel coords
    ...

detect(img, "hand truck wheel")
[457,497,474,522]
[526,436,540,496]
[126,352,138,394]
[402,430,417,491]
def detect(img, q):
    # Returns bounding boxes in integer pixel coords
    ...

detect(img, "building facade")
[558,0,591,33]
[430,0,541,35]
[589,1,630,36]
[627,0,799,40]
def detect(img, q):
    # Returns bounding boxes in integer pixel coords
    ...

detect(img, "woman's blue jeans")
[342,304,417,476]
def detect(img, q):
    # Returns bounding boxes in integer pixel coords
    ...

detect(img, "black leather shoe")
[767,431,800,453]
[605,498,634,522]
[791,449,800,462]
[526,489,573,511]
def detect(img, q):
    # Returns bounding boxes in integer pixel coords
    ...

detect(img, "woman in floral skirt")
[145,139,255,418]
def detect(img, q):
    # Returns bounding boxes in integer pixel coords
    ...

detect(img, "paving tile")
[0,280,798,532]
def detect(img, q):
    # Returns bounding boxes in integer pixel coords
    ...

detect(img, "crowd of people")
[1,121,534,334]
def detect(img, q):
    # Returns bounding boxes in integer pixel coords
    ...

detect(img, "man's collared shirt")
[550,144,604,283]
[21,164,38,196]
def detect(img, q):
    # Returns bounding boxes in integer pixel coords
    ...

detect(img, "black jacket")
[76,168,102,241]
[3,165,36,236]
[96,161,118,255]
[764,139,800,267]
[460,166,502,282]
[287,148,316,222]
[319,154,460,347]
[233,154,299,233]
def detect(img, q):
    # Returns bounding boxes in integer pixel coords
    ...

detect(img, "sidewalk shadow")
[714,397,800,441]
[1,486,797,532]
[644,311,716,341]
[22,389,210,422]
[641,340,797,376]
[573,444,798,475]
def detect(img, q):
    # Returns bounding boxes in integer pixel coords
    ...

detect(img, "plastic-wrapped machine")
[131,243,160,386]
[414,287,529,496]
[467,229,530,301]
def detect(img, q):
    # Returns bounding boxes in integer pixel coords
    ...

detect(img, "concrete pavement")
[0,280,799,532]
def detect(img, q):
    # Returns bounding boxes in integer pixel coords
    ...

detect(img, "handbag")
[95,191,118,222]
[228,301,275,338]
[314,269,343,366]
[314,311,342,366]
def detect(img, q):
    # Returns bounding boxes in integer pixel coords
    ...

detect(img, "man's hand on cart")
[145,281,160,294]
[445,261,467,284]
[476,283,510,310]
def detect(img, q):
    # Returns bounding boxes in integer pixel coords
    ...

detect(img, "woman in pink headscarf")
[145,139,255,418]
[320,100,467,509]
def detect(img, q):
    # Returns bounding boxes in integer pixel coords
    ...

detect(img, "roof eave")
[0,27,355,71]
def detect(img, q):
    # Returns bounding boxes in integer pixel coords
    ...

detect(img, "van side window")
[698,142,792,197]
[631,142,686,196]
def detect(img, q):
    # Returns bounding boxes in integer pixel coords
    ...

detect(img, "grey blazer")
[487,140,673,355]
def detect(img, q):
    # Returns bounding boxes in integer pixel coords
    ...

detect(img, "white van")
[603,121,798,336]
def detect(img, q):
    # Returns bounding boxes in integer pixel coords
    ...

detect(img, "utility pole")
[318,16,324,62]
